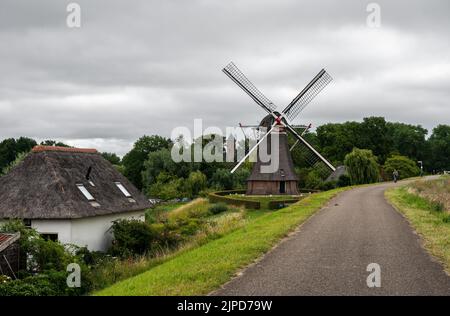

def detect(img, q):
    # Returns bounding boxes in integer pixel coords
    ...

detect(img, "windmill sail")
[223,62,277,114]
[285,124,335,172]
[282,69,332,121]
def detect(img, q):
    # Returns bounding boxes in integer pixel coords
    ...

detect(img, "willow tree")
[344,148,380,185]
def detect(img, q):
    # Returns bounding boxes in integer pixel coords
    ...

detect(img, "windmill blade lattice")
[294,140,334,179]
[223,62,277,114]
[283,69,332,121]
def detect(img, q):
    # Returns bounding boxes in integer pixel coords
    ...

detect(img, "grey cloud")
[0,0,449,156]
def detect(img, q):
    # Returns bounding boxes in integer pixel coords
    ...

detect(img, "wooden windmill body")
[223,62,336,195]
[246,114,299,195]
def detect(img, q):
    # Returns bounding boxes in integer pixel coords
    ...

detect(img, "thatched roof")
[0,146,152,219]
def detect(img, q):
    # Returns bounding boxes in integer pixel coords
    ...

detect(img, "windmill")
[223,62,335,195]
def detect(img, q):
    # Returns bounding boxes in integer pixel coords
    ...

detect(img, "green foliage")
[428,125,450,172]
[383,155,420,180]
[0,270,89,296]
[318,181,337,191]
[0,219,41,255]
[337,174,351,187]
[210,168,250,191]
[113,164,126,175]
[304,169,324,189]
[316,122,361,165]
[208,202,228,215]
[210,168,234,190]
[0,221,93,295]
[147,172,185,200]
[110,200,213,258]
[1,152,28,175]
[123,135,172,190]
[344,148,380,185]
[101,152,121,165]
[110,219,160,257]
[183,171,207,198]
[358,117,393,164]
[0,137,36,172]
[386,122,428,161]
[40,140,70,147]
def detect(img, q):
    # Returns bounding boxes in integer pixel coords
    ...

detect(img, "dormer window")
[76,184,95,201]
[115,182,131,197]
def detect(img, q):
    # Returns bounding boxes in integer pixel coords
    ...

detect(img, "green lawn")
[95,187,347,296]
[386,185,450,273]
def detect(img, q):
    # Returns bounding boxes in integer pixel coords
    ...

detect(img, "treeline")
[1,117,449,198]
[312,117,449,171]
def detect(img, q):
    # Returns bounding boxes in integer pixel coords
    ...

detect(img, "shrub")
[344,148,380,185]
[337,174,351,187]
[0,270,90,296]
[27,239,72,272]
[305,170,324,189]
[147,174,185,201]
[110,219,157,257]
[383,155,420,180]
[210,168,234,190]
[208,203,228,215]
[318,180,337,191]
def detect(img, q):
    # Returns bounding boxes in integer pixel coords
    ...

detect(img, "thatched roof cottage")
[0,146,152,251]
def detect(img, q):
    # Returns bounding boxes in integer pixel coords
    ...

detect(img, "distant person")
[393,169,399,183]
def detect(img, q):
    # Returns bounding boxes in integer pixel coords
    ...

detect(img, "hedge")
[208,190,260,210]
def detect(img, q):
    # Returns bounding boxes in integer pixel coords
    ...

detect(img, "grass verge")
[95,187,348,296]
[385,185,450,273]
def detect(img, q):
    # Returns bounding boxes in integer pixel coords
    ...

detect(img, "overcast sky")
[1,0,449,156]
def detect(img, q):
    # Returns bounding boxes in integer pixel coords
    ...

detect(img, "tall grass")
[386,184,450,273]
[408,176,450,213]
[89,201,247,293]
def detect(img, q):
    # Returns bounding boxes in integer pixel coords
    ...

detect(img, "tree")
[40,140,70,147]
[316,121,361,165]
[210,168,234,190]
[101,152,121,165]
[142,148,191,190]
[428,125,450,172]
[122,135,172,190]
[1,152,28,175]
[0,137,36,172]
[184,171,207,197]
[147,172,185,200]
[344,148,380,185]
[386,122,428,161]
[358,117,393,164]
[383,155,420,180]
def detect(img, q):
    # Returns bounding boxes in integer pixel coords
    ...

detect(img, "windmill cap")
[32,145,98,154]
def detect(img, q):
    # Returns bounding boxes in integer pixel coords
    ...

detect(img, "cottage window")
[76,184,95,201]
[115,182,131,197]
[41,233,58,242]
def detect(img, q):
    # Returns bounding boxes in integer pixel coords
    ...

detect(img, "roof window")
[115,182,131,197]
[76,184,95,201]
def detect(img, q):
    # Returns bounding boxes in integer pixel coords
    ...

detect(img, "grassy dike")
[386,185,450,273]
[95,187,348,296]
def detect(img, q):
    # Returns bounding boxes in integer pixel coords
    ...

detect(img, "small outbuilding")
[0,146,152,251]
[0,232,20,278]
